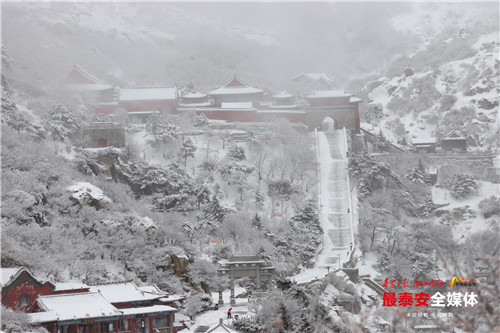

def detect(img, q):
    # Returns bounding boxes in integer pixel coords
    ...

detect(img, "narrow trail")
[294,129,354,284]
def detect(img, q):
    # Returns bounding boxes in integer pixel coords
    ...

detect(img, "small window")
[153,316,168,328]
[19,293,30,307]
[118,319,130,332]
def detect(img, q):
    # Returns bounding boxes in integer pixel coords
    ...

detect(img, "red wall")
[198,110,305,124]
[308,96,351,107]
[52,288,90,295]
[6,283,52,311]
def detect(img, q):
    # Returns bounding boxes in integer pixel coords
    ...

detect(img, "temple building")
[305,90,361,130]
[207,76,264,108]
[1,267,184,333]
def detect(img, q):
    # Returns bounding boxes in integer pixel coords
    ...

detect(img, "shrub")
[444,174,478,199]
[478,196,500,218]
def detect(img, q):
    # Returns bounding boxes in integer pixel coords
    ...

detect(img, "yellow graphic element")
[449,276,463,287]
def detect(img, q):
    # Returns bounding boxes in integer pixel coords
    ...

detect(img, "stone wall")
[83,123,125,148]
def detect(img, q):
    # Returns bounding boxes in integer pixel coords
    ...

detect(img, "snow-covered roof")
[208,76,263,96]
[349,97,362,103]
[65,83,114,91]
[267,104,299,109]
[178,102,213,107]
[221,102,253,109]
[89,281,168,304]
[127,111,161,115]
[54,282,89,292]
[306,90,353,98]
[36,292,122,322]
[272,90,293,98]
[119,87,177,101]
[59,65,112,90]
[1,267,23,285]
[28,311,59,324]
[158,294,187,302]
[120,305,176,316]
[412,138,437,144]
[183,91,207,98]
[444,130,466,140]
[291,72,335,86]
[1,267,53,287]
[137,284,164,294]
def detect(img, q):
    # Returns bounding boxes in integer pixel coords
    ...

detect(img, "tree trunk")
[370,225,376,250]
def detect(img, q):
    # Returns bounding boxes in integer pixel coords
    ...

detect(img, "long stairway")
[316,130,353,269]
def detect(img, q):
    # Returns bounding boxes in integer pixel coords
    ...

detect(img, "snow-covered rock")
[67,181,111,209]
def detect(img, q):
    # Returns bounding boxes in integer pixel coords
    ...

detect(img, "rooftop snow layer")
[119,87,177,101]
[412,138,437,144]
[89,281,168,303]
[307,90,353,98]
[36,292,122,322]
[54,282,89,291]
[208,86,263,95]
[120,305,176,316]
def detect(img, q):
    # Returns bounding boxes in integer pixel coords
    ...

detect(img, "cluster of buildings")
[1,267,184,333]
[411,131,468,153]
[58,65,362,131]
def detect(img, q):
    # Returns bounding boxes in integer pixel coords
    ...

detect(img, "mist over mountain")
[1,2,419,90]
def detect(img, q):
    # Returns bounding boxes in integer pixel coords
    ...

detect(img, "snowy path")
[294,129,354,283]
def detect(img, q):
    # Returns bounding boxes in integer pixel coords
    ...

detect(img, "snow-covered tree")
[1,90,45,141]
[232,316,264,333]
[478,196,500,218]
[192,113,208,127]
[42,104,81,142]
[182,293,205,320]
[130,163,193,197]
[418,194,436,218]
[444,174,478,199]
[147,114,181,147]
[409,252,437,281]
[228,144,246,161]
[203,195,227,223]
[251,213,262,229]
[181,138,196,166]
[405,159,431,186]
[187,259,223,293]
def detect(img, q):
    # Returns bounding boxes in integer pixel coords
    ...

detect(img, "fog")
[1,2,498,91]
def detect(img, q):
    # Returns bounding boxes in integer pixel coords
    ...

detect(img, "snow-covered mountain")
[357,3,499,150]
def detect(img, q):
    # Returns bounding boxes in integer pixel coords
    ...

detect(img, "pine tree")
[278,302,291,331]
[147,114,181,147]
[42,104,80,142]
[419,194,436,218]
[406,159,431,186]
[228,145,246,161]
[181,138,196,166]
[251,213,262,229]
[445,174,478,199]
[203,195,227,223]
[297,310,312,333]
[255,190,265,209]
